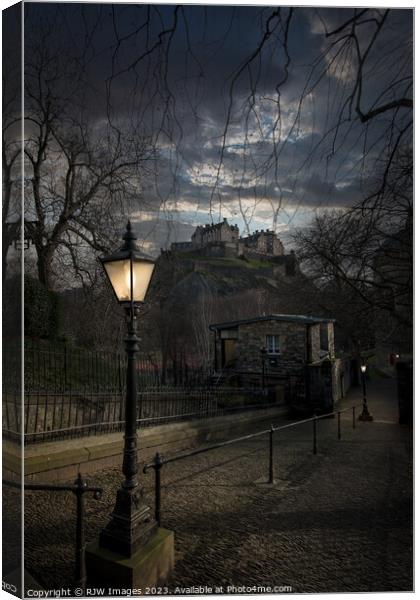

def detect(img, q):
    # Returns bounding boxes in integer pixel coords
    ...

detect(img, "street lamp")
[260,347,267,392]
[98,221,156,557]
[358,363,373,421]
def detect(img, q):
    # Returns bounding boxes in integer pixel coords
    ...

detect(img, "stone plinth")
[86,528,174,592]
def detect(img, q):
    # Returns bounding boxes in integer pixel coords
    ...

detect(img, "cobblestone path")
[3,379,413,593]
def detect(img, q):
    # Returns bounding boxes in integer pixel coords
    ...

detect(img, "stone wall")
[170,241,193,252]
[327,322,335,358]
[204,242,238,258]
[236,320,308,379]
[272,235,284,255]
[331,357,352,403]
[309,324,321,363]
[3,406,286,483]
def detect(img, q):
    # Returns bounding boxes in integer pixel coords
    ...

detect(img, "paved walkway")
[337,375,400,423]
[4,378,412,593]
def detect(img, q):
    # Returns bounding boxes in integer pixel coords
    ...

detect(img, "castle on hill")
[170,218,296,273]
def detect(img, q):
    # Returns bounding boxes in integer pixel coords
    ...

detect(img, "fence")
[143,404,361,527]
[3,341,210,392]
[2,474,102,593]
[6,403,363,590]
[3,343,282,444]
[3,386,280,444]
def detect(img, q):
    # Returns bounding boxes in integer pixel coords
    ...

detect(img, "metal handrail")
[3,474,102,593]
[145,428,272,470]
[143,403,359,471]
[143,402,363,526]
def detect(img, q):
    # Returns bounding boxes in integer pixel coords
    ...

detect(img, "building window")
[266,334,280,355]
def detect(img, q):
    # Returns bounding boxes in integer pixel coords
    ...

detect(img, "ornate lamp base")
[99,486,157,558]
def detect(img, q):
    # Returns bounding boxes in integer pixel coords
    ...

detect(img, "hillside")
[148,250,323,318]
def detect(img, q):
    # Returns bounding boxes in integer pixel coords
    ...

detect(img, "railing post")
[74,473,86,592]
[352,406,356,429]
[337,411,341,440]
[268,425,274,484]
[64,343,68,389]
[154,452,163,527]
[313,415,317,455]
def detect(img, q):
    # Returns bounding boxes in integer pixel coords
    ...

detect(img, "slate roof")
[209,314,334,331]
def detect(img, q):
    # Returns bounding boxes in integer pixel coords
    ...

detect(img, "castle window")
[266,334,280,355]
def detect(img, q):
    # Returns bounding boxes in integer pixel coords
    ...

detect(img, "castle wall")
[240,230,284,257]
[272,236,284,256]
[192,242,238,258]
[171,241,193,252]
[204,242,237,258]
[192,219,239,248]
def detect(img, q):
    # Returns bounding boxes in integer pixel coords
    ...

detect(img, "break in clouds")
[7,4,413,252]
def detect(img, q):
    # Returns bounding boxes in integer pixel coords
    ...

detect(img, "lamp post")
[358,364,373,421]
[98,221,156,557]
[260,346,267,392]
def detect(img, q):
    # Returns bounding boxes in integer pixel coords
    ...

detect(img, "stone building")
[191,218,239,248]
[170,218,287,260]
[238,229,284,257]
[209,314,349,413]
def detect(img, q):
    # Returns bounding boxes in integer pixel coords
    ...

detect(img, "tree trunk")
[36,246,54,289]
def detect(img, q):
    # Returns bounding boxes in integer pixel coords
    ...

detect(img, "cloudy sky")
[23,3,413,253]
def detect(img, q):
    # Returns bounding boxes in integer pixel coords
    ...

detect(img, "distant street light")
[98,221,156,556]
[358,364,373,422]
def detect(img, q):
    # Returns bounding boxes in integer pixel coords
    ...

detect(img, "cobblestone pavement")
[3,378,412,593]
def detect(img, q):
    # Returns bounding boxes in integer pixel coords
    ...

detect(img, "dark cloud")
[23,4,413,249]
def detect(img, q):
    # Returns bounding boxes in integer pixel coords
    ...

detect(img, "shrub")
[24,275,61,339]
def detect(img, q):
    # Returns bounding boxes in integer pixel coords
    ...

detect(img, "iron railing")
[3,387,281,444]
[3,474,102,593]
[3,405,362,589]
[143,404,361,527]
[3,343,284,444]
[3,342,210,393]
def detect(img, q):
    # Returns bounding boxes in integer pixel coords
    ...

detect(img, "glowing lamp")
[100,221,155,305]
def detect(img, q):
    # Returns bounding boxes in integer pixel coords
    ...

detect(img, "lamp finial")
[123,220,137,245]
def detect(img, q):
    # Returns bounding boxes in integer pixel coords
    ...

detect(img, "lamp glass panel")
[360,365,367,373]
[132,260,155,301]
[104,259,154,302]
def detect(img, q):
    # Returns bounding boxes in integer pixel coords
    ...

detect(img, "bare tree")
[23,19,156,290]
[2,12,22,281]
[208,8,412,233]
[293,157,412,339]
[73,7,412,238]
[192,286,217,372]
